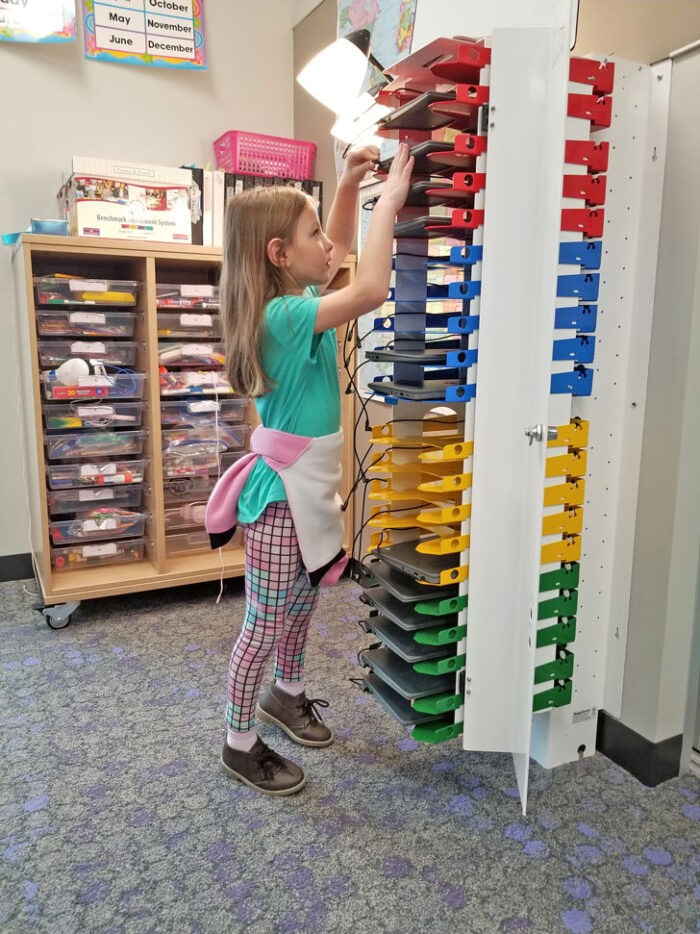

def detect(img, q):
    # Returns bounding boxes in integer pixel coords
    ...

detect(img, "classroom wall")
[574,0,700,64]
[293,1,700,746]
[0,1,296,561]
[293,0,337,225]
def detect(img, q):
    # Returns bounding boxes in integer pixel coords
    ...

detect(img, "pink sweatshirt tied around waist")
[205,424,348,587]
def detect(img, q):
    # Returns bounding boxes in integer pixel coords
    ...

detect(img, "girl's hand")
[342,145,380,186]
[379,143,414,212]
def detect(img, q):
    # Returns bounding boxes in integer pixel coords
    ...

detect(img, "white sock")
[226,728,258,751]
[276,679,305,697]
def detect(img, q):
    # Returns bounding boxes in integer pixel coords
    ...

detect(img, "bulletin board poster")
[0,0,76,43]
[82,0,206,69]
[334,0,417,177]
[338,0,417,75]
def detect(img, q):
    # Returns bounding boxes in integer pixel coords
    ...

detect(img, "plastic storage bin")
[162,423,250,457]
[46,458,147,489]
[43,402,146,431]
[220,451,247,472]
[44,430,147,460]
[50,509,147,544]
[157,312,221,339]
[166,530,211,555]
[158,342,225,367]
[36,310,136,338]
[41,371,146,401]
[161,449,245,479]
[156,283,219,308]
[163,475,216,503]
[160,397,247,427]
[38,340,142,368]
[34,277,140,306]
[165,529,241,555]
[158,369,232,395]
[162,453,221,478]
[164,503,207,530]
[213,130,315,179]
[51,537,146,571]
[47,484,144,516]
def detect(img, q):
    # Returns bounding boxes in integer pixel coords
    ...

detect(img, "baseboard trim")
[0,553,34,583]
[0,554,34,581]
[596,709,682,786]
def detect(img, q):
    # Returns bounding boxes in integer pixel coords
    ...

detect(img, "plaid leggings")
[226,501,320,732]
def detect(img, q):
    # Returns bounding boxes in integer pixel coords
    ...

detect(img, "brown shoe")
[221,737,306,795]
[256,683,333,747]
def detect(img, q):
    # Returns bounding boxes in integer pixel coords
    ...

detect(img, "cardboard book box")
[58,157,193,244]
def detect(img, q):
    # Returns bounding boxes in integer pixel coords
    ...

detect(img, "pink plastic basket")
[213,130,316,179]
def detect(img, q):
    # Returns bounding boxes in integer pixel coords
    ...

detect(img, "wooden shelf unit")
[13,235,355,604]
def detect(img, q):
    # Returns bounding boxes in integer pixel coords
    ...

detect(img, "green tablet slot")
[412,692,463,715]
[414,593,468,616]
[538,590,578,620]
[361,585,459,631]
[412,717,464,743]
[414,623,467,646]
[362,673,446,726]
[539,562,580,592]
[536,615,577,648]
[532,679,572,712]
[534,648,574,685]
[413,652,466,676]
[364,614,452,664]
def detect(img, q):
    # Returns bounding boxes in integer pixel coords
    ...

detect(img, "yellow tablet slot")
[416,534,470,556]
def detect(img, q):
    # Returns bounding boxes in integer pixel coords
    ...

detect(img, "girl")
[206,143,414,796]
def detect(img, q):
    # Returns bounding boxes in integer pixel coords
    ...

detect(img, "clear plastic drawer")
[36,310,136,337]
[45,429,147,460]
[159,369,232,395]
[162,453,220,478]
[165,530,211,555]
[160,398,247,427]
[166,528,242,555]
[43,402,146,431]
[220,451,247,472]
[156,283,219,309]
[161,450,246,479]
[34,277,140,306]
[164,503,207,530]
[162,423,250,458]
[51,537,146,571]
[46,458,147,489]
[163,475,216,503]
[47,484,144,516]
[158,342,225,367]
[41,371,146,401]
[50,509,147,545]
[157,312,221,339]
[38,340,141,368]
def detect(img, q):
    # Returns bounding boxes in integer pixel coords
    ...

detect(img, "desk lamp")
[297,28,391,145]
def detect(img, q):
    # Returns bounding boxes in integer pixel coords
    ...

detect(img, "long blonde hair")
[220,185,311,397]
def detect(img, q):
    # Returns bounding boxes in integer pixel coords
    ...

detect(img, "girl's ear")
[267,237,287,268]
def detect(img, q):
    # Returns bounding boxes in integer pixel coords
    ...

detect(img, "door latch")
[525,424,558,445]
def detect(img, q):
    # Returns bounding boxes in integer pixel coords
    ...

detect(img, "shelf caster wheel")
[41,601,80,630]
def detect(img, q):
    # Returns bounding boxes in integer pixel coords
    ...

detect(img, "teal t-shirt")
[236,286,340,523]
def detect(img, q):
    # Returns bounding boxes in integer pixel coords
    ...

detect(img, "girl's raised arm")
[314,143,414,334]
[324,145,379,284]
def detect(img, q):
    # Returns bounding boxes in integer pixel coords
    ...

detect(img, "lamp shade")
[297,32,371,114]
[330,93,392,145]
